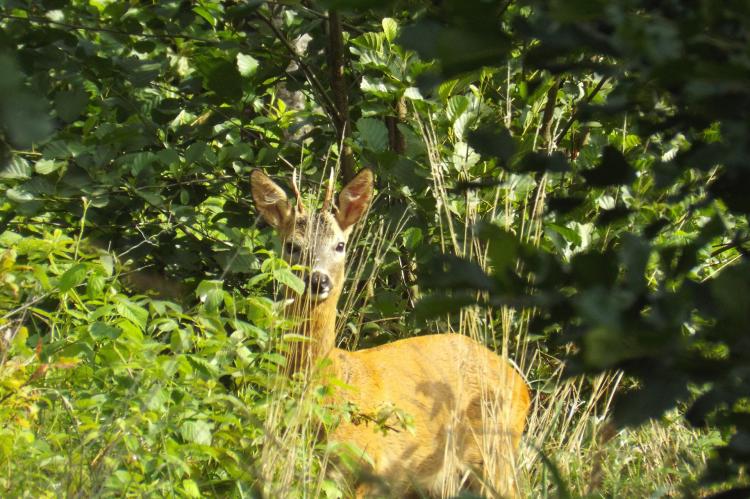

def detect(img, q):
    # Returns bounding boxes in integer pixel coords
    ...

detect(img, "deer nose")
[308,271,332,297]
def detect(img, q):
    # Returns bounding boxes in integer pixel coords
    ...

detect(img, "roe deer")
[251,168,531,497]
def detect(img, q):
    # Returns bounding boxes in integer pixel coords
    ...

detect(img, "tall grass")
[412,97,711,498]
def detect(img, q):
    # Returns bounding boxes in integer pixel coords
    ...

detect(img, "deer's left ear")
[336,169,373,231]
[250,169,293,230]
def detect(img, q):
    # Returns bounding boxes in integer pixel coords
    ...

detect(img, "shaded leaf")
[583,146,635,187]
[59,263,88,292]
[54,88,88,123]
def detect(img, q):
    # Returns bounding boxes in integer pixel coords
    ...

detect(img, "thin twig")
[257,13,340,125]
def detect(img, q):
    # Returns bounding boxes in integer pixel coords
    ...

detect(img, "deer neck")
[284,288,341,374]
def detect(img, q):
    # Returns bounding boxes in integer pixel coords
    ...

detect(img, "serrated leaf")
[356,117,389,152]
[1,156,31,180]
[115,297,149,330]
[360,76,396,97]
[403,87,423,100]
[156,148,180,167]
[237,53,259,77]
[185,143,209,165]
[87,273,106,297]
[452,142,480,171]
[59,263,88,292]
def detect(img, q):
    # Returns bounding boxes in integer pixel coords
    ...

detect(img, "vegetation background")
[1,0,749,496]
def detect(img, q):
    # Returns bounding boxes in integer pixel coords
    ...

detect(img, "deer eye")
[284,242,301,256]
[335,242,345,253]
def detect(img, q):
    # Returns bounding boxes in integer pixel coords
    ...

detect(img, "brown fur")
[251,169,531,497]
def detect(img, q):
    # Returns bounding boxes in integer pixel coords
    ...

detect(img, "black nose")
[308,271,332,295]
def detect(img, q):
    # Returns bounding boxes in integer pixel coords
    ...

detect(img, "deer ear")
[251,170,293,229]
[336,169,373,231]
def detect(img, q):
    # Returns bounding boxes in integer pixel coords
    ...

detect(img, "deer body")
[251,169,530,497]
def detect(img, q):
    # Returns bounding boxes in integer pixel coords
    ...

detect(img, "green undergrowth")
[0,209,721,498]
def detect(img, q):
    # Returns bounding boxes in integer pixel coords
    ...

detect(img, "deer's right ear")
[251,170,293,229]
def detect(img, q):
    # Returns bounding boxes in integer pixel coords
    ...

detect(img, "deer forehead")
[288,211,345,245]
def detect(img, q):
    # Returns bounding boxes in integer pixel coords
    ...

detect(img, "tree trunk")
[326,11,355,182]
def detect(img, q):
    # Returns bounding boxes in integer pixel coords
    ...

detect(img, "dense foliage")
[1,0,748,496]
[400,1,750,492]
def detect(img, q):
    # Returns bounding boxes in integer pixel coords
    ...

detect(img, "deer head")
[250,169,374,303]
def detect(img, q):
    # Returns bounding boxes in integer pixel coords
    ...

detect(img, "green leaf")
[382,18,398,42]
[583,146,636,187]
[1,156,32,180]
[401,227,423,250]
[196,280,225,311]
[193,6,216,27]
[0,54,52,146]
[272,268,305,295]
[196,56,242,102]
[59,263,88,292]
[99,254,114,277]
[115,297,149,330]
[54,88,89,123]
[185,143,208,164]
[180,419,214,446]
[237,53,259,77]
[356,117,389,152]
[90,322,122,340]
[87,273,106,297]
[399,20,512,78]
[360,76,397,97]
[182,479,201,498]
[34,159,63,175]
[468,126,516,165]
[546,223,582,246]
[6,187,35,203]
